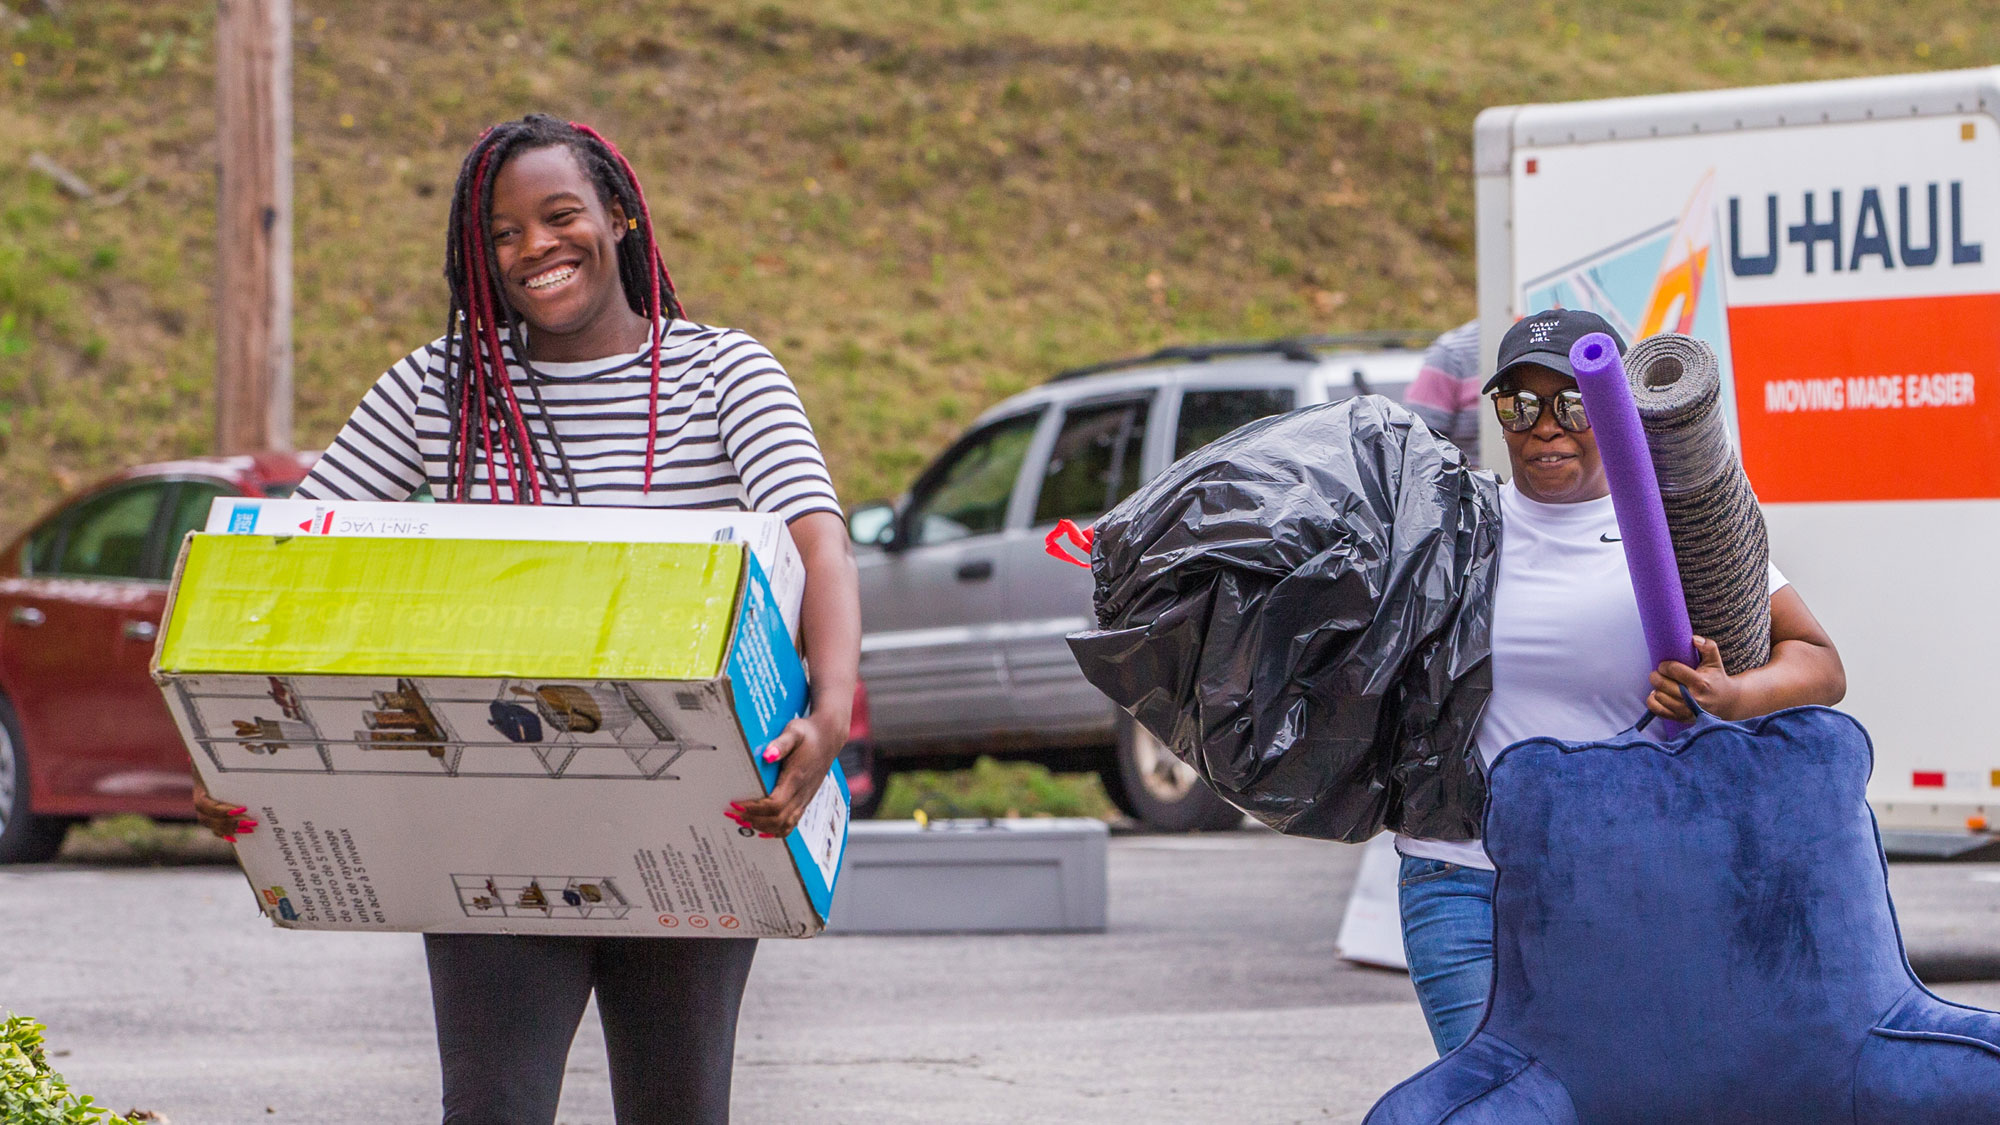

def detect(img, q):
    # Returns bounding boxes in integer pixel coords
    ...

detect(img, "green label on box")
[159,535,743,680]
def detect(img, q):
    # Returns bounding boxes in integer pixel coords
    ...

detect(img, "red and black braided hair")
[441,113,682,503]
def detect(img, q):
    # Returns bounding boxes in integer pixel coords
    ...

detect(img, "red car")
[0,453,315,861]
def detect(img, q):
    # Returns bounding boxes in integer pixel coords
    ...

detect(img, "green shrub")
[0,1015,134,1125]
[878,756,1116,821]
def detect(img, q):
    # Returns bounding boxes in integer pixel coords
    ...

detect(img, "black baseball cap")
[1480,309,1627,393]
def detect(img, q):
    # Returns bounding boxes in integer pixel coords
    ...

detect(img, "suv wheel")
[1107,714,1243,832]
[0,695,71,863]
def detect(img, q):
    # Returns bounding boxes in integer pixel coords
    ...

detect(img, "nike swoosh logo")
[1600,533,1621,543]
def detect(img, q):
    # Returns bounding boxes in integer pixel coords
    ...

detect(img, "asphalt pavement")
[5,830,2000,1124]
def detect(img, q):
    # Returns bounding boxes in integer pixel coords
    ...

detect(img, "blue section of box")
[787,761,850,920]
[725,552,846,921]
[728,554,809,785]
[228,504,261,534]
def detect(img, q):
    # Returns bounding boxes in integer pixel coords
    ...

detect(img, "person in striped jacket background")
[1404,319,1484,467]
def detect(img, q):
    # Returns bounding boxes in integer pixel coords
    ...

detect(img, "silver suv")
[845,334,1428,830]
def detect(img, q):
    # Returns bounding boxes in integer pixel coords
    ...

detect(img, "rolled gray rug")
[1624,333,1772,673]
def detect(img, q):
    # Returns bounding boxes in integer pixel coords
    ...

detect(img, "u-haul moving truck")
[1476,67,2000,853]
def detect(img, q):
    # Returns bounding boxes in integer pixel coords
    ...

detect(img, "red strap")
[1044,519,1095,568]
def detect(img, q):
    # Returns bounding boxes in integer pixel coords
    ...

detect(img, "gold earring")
[627,218,638,230]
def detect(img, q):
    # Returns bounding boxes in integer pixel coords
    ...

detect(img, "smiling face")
[487,144,650,362]
[1499,364,1609,504]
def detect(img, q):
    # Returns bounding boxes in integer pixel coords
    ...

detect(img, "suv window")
[52,483,170,579]
[1034,397,1151,526]
[1174,387,1296,459]
[906,410,1044,546]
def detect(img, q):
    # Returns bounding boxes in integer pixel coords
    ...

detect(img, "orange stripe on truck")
[1730,292,2000,503]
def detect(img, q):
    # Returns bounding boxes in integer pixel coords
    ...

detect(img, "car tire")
[1095,754,1143,821]
[837,739,890,820]
[1108,714,1244,832]
[0,694,71,864]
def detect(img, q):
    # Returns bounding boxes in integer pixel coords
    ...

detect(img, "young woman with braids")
[189,114,860,1124]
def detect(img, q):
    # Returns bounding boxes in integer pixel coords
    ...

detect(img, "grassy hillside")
[0,0,1992,538]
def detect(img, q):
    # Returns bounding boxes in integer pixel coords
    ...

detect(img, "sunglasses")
[1492,388,1591,434]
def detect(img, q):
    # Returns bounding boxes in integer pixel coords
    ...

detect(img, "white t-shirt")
[1394,483,1788,870]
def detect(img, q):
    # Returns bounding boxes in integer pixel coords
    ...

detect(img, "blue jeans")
[1397,854,1497,1056]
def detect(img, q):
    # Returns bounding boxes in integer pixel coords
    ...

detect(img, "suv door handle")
[955,560,995,582]
[8,606,44,628]
[122,620,159,642]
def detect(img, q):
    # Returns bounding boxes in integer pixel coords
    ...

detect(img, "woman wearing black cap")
[1390,309,1847,1056]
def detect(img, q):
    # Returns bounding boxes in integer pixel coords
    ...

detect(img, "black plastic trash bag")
[1066,396,1500,841]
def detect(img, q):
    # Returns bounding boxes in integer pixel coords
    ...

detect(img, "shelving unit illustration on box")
[456,874,632,920]
[173,675,717,780]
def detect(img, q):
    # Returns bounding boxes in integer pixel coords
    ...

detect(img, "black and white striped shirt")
[295,320,842,521]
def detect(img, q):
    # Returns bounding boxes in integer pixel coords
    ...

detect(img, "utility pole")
[215,0,293,453]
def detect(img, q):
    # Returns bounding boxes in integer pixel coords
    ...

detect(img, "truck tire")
[0,695,71,864]
[1107,714,1244,832]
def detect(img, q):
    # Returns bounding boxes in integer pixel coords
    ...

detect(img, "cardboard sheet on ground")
[152,521,847,939]
[1336,834,1409,971]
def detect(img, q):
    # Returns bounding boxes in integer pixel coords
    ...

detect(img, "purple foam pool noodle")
[1569,333,1697,675]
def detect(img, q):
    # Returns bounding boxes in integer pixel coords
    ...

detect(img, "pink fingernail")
[762,749,779,762]
[758,833,777,838]
[223,835,237,843]
[228,806,247,815]
[239,819,260,827]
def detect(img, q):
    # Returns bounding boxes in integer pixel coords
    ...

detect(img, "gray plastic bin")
[826,818,1109,934]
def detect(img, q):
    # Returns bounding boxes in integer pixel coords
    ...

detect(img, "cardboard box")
[202,497,806,639]
[153,527,847,938]
[826,818,1107,934]
[1334,834,1409,970]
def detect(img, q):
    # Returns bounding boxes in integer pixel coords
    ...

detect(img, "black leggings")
[424,933,759,1125]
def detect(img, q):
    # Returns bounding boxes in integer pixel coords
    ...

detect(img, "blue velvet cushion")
[1366,706,2000,1124]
